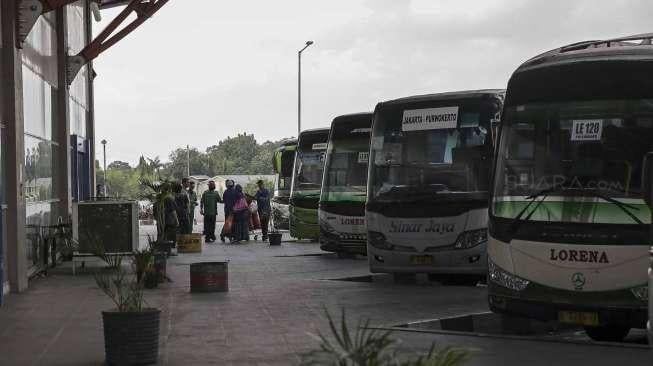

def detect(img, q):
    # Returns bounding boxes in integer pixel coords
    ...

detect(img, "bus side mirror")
[642,152,653,207]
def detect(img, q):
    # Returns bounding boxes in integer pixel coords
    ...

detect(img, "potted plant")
[94,250,160,365]
[133,248,154,283]
[143,265,159,289]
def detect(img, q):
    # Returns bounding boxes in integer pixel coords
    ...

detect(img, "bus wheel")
[584,325,630,342]
[393,273,417,283]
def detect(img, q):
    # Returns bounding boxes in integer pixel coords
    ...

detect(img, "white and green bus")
[366,90,504,283]
[319,112,373,256]
[488,34,652,342]
[271,139,297,230]
[290,128,330,241]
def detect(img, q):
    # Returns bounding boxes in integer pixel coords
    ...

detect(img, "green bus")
[271,139,297,230]
[290,128,330,240]
[488,34,652,342]
[319,113,373,256]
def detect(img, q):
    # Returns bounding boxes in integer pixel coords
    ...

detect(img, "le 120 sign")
[571,120,603,141]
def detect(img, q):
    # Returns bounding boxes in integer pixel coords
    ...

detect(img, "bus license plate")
[558,311,599,326]
[410,255,433,265]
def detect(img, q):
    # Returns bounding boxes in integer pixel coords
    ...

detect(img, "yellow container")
[177,233,202,253]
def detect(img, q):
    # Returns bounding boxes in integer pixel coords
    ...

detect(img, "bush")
[301,310,471,366]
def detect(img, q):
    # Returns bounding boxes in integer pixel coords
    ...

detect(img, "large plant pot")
[102,309,160,365]
[153,253,167,283]
[268,232,282,246]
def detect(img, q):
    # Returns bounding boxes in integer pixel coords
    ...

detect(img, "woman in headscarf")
[231,184,250,243]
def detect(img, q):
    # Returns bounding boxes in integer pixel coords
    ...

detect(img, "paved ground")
[0,225,650,365]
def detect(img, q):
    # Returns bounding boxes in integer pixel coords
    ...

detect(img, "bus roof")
[377,89,505,109]
[299,127,330,137]
[332,112,373,125]
[279,138,297,147]
[517,33,653,72]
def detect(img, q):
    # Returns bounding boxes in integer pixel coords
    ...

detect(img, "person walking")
[181,177,193,233]
[232,184,250,243]
[188,181,198,229]
[254,179,272,241]
[220,179,237,242]
[200,180,222,243]
[173,183,190,235]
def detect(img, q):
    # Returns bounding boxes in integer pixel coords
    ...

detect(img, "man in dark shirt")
[254,179,272,241]
[220,180,237,242]
[200,180,222,243]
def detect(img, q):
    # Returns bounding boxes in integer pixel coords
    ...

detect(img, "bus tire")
[584,325,630,342]
[393,273,417,283]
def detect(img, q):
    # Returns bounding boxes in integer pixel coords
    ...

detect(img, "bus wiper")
[506,181,570,241]
[587,189,642,225]
[512,181,569,222]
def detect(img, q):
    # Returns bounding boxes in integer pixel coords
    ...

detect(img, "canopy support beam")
[67,0,169,85]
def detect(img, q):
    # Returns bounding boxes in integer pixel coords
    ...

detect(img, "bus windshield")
[492,99,653,224]
[292,131,328,196]
[322,129,369,201]
[276,149,295,192]
[369,98,500,201]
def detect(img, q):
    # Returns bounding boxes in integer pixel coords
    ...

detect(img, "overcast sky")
[94,0,653,165]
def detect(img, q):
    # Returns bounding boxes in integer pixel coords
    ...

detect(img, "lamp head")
[306,41,314,46]
[101,139,107,145]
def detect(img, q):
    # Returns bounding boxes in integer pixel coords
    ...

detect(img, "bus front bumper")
[489,283,647,328]
[319,229,366,255]
[367,244,487,275]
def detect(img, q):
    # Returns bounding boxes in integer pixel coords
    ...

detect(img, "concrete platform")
[0,225,650,365]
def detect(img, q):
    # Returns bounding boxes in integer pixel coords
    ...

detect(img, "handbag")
[249,201,258,213]
[233,197,248,212]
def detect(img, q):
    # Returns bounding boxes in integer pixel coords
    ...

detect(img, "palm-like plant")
[139,178,174,241]
[301,310,471,366]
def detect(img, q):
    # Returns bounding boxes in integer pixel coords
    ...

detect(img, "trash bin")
[190,262,228,292]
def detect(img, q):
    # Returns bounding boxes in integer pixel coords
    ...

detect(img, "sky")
[93,0,653,165]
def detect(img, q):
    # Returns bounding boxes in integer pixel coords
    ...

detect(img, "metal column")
[1,0,29,292]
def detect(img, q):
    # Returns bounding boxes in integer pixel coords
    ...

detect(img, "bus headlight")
[368,231,415,252]
[368,231,393,250]
[320,219,338,235]
[454,229,488,249]
[630,285,648,302]
[488,259,530,291]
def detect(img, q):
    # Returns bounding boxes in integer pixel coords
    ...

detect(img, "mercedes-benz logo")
[571,272,586,291]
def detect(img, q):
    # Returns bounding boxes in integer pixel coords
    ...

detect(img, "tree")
[161,147,208,180]
[147,156,163,179]
[108,160,132,171]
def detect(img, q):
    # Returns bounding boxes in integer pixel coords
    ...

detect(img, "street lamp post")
[101,139,107,196]
[298,40,314,137]
[186,144,191,178]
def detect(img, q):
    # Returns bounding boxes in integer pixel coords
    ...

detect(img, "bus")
[488,34,653,342]
[366,90,504,283]
[271,139,297,230]
[319,112,373,256]
[290,128,330,241]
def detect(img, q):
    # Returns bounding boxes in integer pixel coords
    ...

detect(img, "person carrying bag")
[231,185,250,243]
